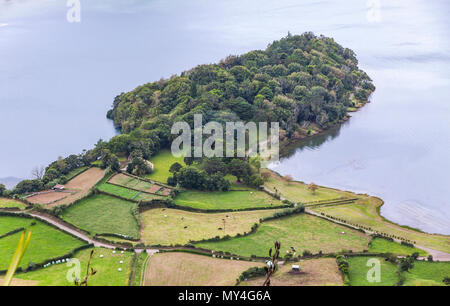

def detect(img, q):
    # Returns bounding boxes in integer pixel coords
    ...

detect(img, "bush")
[238,266,266,282]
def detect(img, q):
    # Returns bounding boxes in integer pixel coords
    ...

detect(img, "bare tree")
[75,249,97,286]
[263,241,281,286]
[31,166,45,180]
[308,182,318,194]
[283,175,294,185]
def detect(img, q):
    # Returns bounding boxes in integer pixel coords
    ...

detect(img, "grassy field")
[140,208,282,246]
[62,194,139,239]
[0,216,86,270]
[263,170,347,203]
[174,190,284,211]
[97,182,164,202]
[0,198,27,210]
[146,149,185,183]
[313,196,450,253]
[347,256,398,286]
[264,170,450,253]
[369,238,428,256]
[13,248,133,286]
[240,258,343,286]
[404,261,450,286]
[195,213,370,257]
[144,252,263,286]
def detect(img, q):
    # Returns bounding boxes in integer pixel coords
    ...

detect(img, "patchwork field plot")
[144,252,263,286]
[13,247,133,286]
[26,191,69,205]
[97,182,164,202]
[174,190,284,211]
[108,173,172,196]
[403,261,450,286]
[347,256,398,286]
[195,213,370,257]
[140,208,282,246]
[240,258,343,286]
[0,198,27,210]
[369,238,427,256]
[61,194,139,239]
[0,216,86,270]
[47,167,105,207]
[146,149,185,183]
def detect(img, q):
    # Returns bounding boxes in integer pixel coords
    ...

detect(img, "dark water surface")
[0,0,449,233]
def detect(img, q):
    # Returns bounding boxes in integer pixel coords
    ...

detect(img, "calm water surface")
[0,0,449,233]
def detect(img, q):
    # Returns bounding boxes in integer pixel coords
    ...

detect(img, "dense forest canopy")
[107,32,375,142]
[8,33,375,195]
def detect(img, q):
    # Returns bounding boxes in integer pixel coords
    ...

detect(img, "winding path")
[27,212,118,249]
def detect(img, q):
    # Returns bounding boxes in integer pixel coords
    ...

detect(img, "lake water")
[0,0,449,233]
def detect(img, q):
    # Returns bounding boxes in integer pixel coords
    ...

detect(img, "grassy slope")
[195,213,370,257]
[16,248,133,286]
[0,198,27,210]
[369,238,428,256]
[404,261,450,286]
[62,194,139,239]
[174,190,284,211]
[144,252,263,286]
[0,216,86,270]
[265,170,450,253]
[146,149,185,183]
[140,208,282,246]
[263,171,347,203]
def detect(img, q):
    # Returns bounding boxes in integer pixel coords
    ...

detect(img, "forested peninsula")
[3,33,375,195]
[108,32,375,143]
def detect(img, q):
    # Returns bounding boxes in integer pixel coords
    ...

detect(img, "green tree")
[229,159,251,182]
[169,162,183,174]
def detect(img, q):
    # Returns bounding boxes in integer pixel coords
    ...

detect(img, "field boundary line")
[140,252,151,286]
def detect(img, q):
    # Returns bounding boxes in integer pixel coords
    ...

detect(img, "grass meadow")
[0,198,27,210]
[195,213,370,257]
[146,149,185,183]
[403,261,450,286]
[13,248,133,286]
[61,194,139,239]
[174,190,284,211]
[0,216,86,270]
[369,238,428,256]
[347,256,398,286]
[140,208,282,246]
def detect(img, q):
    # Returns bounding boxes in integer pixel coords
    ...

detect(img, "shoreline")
[271,101,449,239]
